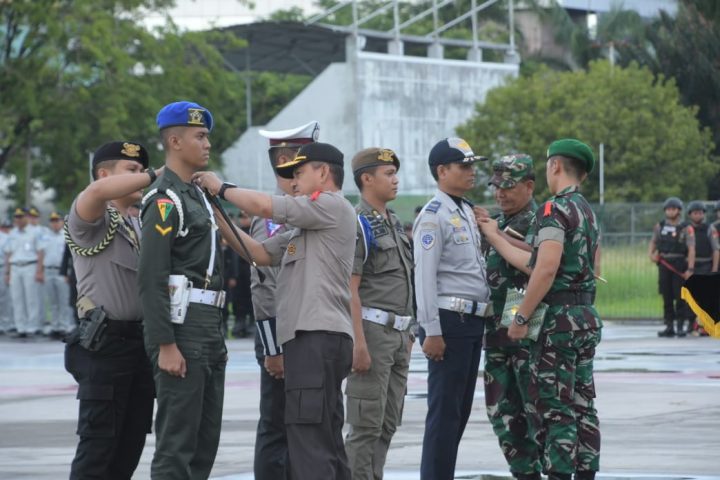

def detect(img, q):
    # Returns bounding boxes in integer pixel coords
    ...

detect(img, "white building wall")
[222,51,518,194]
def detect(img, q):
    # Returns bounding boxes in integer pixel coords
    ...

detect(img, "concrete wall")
[222,50,518,195]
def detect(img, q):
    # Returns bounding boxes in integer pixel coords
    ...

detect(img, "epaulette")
[425,200,441,214]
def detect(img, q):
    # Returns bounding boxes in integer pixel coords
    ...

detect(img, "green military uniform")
[527,140,602,479]
[344,148,414,480]
[139,101,227,480]
[482,154,542,479]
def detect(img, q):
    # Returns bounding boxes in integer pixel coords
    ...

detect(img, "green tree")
[1,0,308,208]
[457,61,716,202]
[615,0,720,197]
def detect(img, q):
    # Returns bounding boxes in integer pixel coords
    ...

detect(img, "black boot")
[658,321,675,337]
[548,473,572,480]
[675,318,686,337]
[515,473,541,480]
[575,471,596,480]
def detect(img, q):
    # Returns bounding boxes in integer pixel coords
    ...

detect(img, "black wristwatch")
[145,168,157,185]
[218,182,237,200]
[513,312,529,326]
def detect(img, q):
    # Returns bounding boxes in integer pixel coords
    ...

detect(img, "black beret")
[92,141,149,170]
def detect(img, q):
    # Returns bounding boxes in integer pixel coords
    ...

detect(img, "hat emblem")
[121,143,141,158]
[187,108,205,126]
[377,149,395,163]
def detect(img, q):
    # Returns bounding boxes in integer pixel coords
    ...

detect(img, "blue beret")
[156,101,213,131]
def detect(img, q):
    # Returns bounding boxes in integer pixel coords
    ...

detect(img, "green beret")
[547,138,595,174]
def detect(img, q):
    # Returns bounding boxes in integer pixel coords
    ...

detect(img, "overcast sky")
[142,0,319,31]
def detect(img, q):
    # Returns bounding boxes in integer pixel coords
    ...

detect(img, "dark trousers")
[148,308,227,480]
[419,309,485,480]
[254,333,289,480]
[284,331,353,480]
[65,334,154,480]
[658,260,690,324]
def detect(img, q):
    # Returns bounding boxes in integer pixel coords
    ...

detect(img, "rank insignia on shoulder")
[420,230,435,250]
[425,200,441,214]
[155,224,172,236]
[543,201,553,217]
[156,198,175,222]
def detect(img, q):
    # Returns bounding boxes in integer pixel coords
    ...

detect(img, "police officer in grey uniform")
[413,137,491,480]
[0,219,14,335]
[43,211,75,337]
[4,207,44,338]
[252,120,320,479]
[345,148,414,480]
[64,141,157,479]
[193,141,356,480]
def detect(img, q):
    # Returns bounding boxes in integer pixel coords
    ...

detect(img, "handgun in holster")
[68,296,109,351]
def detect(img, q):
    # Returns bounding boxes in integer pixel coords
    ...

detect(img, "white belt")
[437,296,492,317]
[361,306,413,332]
[189,288,226,308]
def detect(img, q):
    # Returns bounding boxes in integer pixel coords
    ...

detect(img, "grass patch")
[595,245,662,319]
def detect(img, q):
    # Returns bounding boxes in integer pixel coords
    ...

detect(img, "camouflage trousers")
[484,345,543,475]
[530,329,602,475]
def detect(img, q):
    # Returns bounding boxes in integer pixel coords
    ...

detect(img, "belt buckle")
[394,315,411,331]
[216,291,226,308]
[450,297,465,313]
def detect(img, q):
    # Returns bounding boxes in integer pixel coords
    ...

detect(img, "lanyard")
[196,186,218,288]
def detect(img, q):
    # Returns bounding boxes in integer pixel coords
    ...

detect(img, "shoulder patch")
[425,200,441,214]
[420,230,436,250]
[156,198,175,222]
[265,219,283,238]
[543,201,553,217]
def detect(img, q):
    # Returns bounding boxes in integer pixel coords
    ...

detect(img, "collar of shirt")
[164,167,197,195]
[555,185,579,197]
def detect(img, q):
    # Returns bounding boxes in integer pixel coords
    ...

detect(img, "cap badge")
[188,108,205,126]
[121,143,141,158]
[378,149,395,163]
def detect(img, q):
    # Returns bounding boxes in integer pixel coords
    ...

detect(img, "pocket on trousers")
[285,371,324,424]
[345,377,382,428]
[176,341,202,360]
[76,384,115,438]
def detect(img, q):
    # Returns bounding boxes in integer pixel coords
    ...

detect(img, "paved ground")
[0,322,719,479]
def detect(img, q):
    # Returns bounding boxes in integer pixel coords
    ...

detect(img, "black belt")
[105,319,143,338]
[11,260,37,267]
[544,290,595,306]
[46,266,60,270]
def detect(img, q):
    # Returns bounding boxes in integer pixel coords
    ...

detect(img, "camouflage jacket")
[529,185,602,333]
[485,199,537,347]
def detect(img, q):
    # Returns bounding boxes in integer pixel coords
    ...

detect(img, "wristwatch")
[513,312,529,326]
[218,182,237,200]
[145,168,157,185]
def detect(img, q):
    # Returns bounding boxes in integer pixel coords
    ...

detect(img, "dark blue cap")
[428,137,487,167]
[156,101,213,131]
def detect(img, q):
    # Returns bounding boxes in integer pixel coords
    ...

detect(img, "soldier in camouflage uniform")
[480,154,542,480]
[479,139,602,480]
